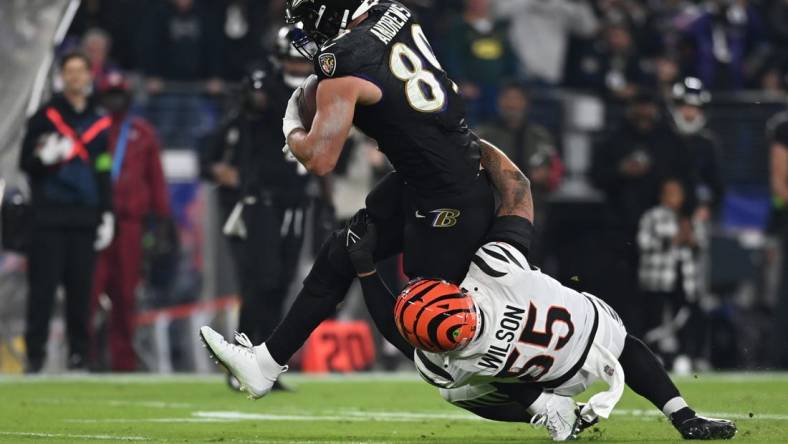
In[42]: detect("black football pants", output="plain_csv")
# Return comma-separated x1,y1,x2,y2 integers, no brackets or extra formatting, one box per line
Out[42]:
25,226,97,371
266,172,495,364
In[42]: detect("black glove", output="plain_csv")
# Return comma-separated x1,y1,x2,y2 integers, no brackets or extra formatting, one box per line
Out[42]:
346,209,377,275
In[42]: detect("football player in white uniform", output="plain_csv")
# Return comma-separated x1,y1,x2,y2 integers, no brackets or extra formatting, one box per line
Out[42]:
344,141,736,441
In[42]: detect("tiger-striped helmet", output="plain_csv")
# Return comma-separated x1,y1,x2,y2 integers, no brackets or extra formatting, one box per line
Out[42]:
394,279,478,353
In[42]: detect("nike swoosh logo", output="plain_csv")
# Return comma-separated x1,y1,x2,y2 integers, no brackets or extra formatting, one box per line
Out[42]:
415,211,426,219
346,229,361,246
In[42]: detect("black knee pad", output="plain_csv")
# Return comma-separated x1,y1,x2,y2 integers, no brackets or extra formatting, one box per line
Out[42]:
302,228,356,301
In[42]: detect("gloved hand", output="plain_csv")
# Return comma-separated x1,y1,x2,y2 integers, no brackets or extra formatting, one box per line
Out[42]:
37,134,72,165
282,86,305,140
345,209,377,276
94,212,115,251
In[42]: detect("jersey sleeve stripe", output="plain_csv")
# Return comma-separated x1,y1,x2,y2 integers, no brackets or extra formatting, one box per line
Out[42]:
481,246,510,264
472,254,507,278
489,244,525,270
415,350,454,387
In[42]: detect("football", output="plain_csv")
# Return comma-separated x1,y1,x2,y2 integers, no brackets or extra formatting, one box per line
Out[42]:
298,74,319,131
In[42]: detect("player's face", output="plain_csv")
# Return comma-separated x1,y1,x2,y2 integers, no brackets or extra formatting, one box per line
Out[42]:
62,58,92,96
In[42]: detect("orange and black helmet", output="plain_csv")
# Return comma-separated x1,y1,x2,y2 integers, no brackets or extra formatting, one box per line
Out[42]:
394,279,479,353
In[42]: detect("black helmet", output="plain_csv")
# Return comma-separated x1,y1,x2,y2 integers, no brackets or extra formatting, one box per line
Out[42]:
285,0,376,59
672,77,711,107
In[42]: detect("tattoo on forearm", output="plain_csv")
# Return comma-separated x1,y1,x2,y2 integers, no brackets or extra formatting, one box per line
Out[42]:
480,141,534,220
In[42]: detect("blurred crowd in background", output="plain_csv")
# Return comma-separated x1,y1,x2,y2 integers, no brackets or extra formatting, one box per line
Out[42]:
2,0,788,376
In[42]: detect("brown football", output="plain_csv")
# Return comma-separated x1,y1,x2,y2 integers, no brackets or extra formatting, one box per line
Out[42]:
298,74,319,131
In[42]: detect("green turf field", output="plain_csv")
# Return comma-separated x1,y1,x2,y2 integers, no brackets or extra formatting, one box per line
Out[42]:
0,373,786,443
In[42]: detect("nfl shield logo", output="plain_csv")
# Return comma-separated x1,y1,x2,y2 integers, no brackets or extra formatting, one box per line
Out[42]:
319,53,337,77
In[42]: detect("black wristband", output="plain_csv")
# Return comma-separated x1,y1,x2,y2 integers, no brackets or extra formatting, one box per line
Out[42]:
484,215,535,259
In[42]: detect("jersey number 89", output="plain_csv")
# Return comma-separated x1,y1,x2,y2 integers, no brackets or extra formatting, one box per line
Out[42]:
389,24,447,113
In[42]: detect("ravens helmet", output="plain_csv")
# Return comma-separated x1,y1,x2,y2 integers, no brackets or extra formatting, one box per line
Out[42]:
394,278,479,353
285,0,378,59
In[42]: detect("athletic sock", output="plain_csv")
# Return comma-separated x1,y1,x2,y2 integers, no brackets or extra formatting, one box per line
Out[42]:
253,343,287,378
359,273,414,359
265,287,340,365
619,334,683,411
662,396,691,418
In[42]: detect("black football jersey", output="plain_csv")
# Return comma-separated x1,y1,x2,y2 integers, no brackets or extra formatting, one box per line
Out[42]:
313,1,479,196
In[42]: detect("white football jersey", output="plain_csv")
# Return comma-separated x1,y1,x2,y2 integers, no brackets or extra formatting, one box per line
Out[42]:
415,241,613,389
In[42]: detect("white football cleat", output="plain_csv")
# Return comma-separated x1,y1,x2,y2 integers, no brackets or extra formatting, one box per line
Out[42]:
530,394,582,441
199,326,287,399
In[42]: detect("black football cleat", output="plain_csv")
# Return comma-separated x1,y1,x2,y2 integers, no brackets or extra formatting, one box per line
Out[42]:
673,415,737,440
575,403,600,434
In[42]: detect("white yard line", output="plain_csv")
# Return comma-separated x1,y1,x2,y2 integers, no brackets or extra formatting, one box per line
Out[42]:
32,399,193,409
0,431,148,441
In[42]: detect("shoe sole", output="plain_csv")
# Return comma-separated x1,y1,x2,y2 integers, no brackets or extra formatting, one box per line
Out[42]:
682,422,737,440
198,330,262,400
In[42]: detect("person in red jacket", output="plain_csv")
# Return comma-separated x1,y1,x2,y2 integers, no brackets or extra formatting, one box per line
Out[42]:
90,71,170,371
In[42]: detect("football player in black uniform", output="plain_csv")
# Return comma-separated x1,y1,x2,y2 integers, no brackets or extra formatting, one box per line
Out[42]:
200,0,527,398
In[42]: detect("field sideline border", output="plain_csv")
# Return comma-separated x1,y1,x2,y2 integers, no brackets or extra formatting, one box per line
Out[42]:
1,371,788,384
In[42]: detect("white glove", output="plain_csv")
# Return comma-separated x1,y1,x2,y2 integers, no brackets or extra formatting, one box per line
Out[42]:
282,86,305,140
37,134,73,165
94,212,115,251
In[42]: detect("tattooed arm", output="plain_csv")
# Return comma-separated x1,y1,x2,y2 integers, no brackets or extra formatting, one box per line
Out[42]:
479,138,534,222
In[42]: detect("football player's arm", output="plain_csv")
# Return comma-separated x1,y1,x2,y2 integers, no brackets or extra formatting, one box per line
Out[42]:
479,139,536,259
287,77,381,176
479,139,534,222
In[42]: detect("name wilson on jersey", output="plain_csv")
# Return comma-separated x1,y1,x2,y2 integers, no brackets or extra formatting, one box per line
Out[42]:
477,305,526,370
370,3,411,45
